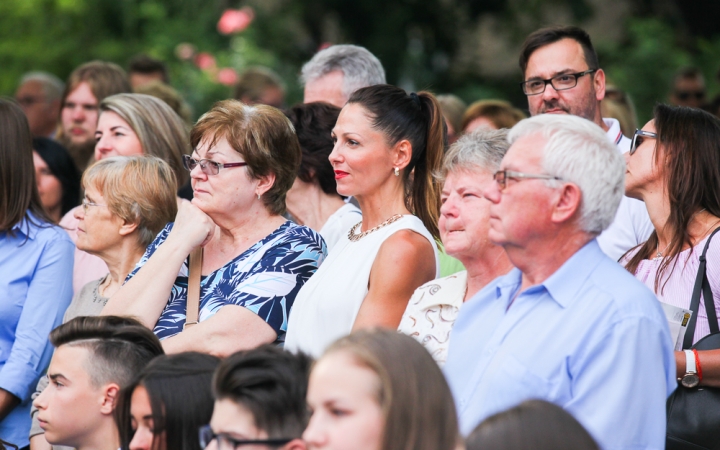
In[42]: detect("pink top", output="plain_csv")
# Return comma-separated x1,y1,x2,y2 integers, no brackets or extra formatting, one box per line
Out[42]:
60,206,109,294
630,234,720,345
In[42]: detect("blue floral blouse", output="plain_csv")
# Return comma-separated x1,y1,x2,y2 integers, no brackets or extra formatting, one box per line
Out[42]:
128,221,326,342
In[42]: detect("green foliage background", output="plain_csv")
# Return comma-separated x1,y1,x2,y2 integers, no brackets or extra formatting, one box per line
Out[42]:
2,0,719,124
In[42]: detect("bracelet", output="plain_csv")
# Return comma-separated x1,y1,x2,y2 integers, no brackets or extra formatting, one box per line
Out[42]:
693,348,703,383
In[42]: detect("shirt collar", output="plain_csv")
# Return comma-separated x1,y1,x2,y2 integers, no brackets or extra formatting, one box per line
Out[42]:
603,118,624,145
541,239,606,308
11,212,40,240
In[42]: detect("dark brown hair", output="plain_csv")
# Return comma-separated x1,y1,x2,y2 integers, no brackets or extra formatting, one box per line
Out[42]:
348,85,445,240
519,26,599,76
0,98,51,232
213,345,312,439
191,100,301,215
128,54,169,84
115,353,219,450
324,329,459,450
284,102,341,196
50,315,164,388
465,400,599,450
624,104,720,292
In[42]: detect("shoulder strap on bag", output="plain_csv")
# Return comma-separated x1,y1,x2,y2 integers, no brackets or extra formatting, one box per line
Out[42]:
682,227,720,349
184,247,203,330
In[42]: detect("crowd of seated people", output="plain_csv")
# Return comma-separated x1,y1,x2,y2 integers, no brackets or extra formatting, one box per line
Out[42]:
3,24,720,450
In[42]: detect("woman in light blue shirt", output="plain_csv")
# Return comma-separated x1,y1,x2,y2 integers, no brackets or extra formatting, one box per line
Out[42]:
0,99,74,448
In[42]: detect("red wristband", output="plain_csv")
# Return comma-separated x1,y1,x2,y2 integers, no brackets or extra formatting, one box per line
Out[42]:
693,348,703,383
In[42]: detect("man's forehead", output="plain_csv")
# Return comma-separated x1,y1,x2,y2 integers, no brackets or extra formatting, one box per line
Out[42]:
503,134,546,167
525,39,587,78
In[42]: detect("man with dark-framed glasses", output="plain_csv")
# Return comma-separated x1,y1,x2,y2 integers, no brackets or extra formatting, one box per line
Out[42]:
200,346,310,450
518,26,653,261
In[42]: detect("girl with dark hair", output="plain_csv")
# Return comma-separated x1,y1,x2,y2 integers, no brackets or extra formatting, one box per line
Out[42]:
286,85,444,357
32,137,81,223
284,102,361,252
0,99,74,447
304,328,459,450
115,352,219,450
624,104,720,386
465,400,599,450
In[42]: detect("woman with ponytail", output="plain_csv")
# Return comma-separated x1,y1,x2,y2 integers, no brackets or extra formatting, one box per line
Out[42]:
285,85,444,357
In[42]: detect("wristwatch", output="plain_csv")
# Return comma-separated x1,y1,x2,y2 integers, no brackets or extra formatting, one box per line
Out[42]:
680,349,700,388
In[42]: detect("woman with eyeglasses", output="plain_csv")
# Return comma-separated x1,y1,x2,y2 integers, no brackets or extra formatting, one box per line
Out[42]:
624,104,720,387
60,93,190,294
285,85,443,358
115,352,219,450
102,100,326,355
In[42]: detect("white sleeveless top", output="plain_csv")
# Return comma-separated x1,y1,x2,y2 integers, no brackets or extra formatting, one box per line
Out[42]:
285,215,439,357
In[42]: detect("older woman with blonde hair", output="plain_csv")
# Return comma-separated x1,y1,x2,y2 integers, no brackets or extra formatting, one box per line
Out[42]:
102,100,326,356
60,93,191,293
28,156,178,450
398,129,513,365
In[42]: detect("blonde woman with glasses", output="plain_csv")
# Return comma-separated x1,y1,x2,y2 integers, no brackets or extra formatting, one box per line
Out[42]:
60,93,190,293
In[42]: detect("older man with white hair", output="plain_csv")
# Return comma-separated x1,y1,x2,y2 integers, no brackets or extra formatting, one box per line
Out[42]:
444,114,676,450
301,44,385,108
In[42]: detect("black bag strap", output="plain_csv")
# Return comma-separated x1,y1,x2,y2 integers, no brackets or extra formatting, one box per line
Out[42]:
682,227,720,349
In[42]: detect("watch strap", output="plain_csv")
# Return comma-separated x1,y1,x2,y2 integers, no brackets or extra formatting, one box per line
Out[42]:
684,349,697,375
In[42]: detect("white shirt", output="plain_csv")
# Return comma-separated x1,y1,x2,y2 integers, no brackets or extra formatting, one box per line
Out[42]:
596,118,654,261
319,203,362,253
285,215,439,357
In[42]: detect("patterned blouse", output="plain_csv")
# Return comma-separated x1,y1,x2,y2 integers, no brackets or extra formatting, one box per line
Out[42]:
128,221,326,342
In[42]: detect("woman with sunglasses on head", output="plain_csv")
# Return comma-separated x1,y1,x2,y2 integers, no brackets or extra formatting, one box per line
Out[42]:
60,93,190,294
624,104,720,387
103,100,326,356
285,85,443,357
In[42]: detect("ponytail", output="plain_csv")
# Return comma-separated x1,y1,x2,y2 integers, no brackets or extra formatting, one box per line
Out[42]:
411,92,444,240
347,85,445,241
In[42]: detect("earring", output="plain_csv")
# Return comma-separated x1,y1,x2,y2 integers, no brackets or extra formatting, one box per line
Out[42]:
394,167,399,177
257,192,261,200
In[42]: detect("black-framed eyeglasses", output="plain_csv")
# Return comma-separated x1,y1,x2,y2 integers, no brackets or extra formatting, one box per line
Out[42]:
183,155,248,176
493,170,563,191
675,90,705,101
199,425,292,449
520,69,597,96
629,129,658,155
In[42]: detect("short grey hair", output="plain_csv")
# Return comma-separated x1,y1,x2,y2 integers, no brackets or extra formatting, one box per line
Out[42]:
300,45,386,101
441,128,509,181
508,114,625,235
20,71,65,101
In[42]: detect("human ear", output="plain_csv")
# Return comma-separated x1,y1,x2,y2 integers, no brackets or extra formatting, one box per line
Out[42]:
100,384,121,415
392,139,413,172
118,218,140,237
255,172,277,197
594,69,606,102
551,183,582,224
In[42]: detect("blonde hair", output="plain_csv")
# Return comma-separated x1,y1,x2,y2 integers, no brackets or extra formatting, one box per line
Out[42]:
83,156,178,247
191,100,301,216
323,329,459,450
100,93,190,186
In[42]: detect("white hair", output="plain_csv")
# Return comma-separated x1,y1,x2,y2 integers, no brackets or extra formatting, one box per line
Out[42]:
441,128,509,181
20,71,65,101
508,114,625,235
300,44,386,101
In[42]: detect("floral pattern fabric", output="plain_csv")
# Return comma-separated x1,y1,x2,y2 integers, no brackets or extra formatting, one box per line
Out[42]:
128,221,326,342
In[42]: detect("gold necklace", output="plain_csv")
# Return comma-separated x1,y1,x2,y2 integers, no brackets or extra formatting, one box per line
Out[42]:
348,214,404,242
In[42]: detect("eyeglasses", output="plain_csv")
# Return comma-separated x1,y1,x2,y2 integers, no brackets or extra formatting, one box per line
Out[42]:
199,425,292,449
183,155,248,176
629,129,658,155
521,69,597,96
675,91,705,101
81,199,106,213
493,170,563,190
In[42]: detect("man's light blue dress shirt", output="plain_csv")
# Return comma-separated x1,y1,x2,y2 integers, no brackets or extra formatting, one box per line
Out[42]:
444,239,676,450
0,214,73,447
